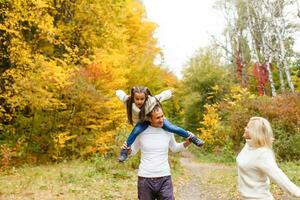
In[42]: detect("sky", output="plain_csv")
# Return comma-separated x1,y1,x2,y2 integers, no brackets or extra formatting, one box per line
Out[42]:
142,0,225,79
141,0,300,79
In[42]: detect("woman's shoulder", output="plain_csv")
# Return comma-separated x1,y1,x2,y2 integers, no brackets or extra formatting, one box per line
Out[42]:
256,146,274,159
256,146,272,153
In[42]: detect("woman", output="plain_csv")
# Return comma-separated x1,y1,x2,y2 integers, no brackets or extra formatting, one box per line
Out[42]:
236,117,300,200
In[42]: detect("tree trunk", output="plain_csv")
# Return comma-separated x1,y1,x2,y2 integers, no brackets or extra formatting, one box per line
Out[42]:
282,59,295,93
273,14,295,93
278,29,295,93
276,59,285,93
262,34,277,97
264,59,277,96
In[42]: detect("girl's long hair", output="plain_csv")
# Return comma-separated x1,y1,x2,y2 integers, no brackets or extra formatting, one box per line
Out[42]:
126,86,152,125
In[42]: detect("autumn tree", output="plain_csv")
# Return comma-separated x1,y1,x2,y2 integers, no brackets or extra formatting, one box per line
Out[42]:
180,47,233,132
216,0,300,95
0,0,176,165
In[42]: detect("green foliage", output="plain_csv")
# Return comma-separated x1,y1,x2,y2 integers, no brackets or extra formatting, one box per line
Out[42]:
186,79,299,162
290,58,300,92
191,144,236,163
180,47,233,131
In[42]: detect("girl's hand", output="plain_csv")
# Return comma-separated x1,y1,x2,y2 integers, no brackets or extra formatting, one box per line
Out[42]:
121,142,132,154
169,88,175,94
121,141,127,149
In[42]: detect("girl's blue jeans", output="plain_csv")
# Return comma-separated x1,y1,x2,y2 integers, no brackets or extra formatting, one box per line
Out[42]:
126,118,190,147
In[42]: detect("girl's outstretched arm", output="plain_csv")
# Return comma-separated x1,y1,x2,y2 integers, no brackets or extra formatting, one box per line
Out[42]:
116,89,129,103
154,89,172,102
144,89,172,115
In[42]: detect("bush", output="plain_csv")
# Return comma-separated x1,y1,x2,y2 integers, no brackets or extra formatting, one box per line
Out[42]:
221,93,300,161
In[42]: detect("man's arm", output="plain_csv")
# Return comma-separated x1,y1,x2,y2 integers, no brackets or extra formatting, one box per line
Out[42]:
129,135,141,156
169,133,190,152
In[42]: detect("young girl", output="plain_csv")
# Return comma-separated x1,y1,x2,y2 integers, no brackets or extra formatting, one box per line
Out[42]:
116,86,204,162
236,117,300,200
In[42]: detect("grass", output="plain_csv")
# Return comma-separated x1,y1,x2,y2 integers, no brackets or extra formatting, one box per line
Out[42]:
0,153,185,200
0,149,299,200
0,157,137,200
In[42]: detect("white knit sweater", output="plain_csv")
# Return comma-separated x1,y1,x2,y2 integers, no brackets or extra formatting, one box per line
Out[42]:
236,142,300,200
115,89,172,124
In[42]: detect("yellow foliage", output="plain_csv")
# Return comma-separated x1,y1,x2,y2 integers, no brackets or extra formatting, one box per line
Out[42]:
1,56,73,112
223,85,255,106
198,86,254,146
291,70,300,92
197,104,225,145
53,132,76,148
211,84,220,92
81,131,115,156
94,131,115,154
52,131,77,160
0,0,179,164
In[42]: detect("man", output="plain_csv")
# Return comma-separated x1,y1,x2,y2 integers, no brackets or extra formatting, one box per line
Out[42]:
129,104,191,200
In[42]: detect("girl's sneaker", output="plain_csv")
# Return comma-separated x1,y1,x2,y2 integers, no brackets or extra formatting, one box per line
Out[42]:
188,132,205,147
118,148,129,162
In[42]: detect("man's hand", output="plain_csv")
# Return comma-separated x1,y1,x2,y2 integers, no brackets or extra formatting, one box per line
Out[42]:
183,137,191,148
121,142,132,155
127,148,132,155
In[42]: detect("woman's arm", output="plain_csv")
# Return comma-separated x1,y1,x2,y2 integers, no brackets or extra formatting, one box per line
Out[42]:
258,150,300,197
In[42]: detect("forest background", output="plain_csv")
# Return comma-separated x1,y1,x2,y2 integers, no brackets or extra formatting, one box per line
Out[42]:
0,0,299,169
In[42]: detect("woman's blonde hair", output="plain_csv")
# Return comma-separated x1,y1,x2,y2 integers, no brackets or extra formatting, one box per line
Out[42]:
248,117,274,148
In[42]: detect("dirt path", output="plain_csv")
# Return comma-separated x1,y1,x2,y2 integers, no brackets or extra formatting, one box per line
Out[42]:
175,151,239,200
175,151,298,200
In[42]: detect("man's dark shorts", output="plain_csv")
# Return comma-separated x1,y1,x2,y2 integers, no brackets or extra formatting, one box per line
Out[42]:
138,175,174,200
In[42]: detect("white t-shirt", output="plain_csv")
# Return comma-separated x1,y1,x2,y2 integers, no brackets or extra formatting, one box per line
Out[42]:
130,126,186,178
236,142,300,200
